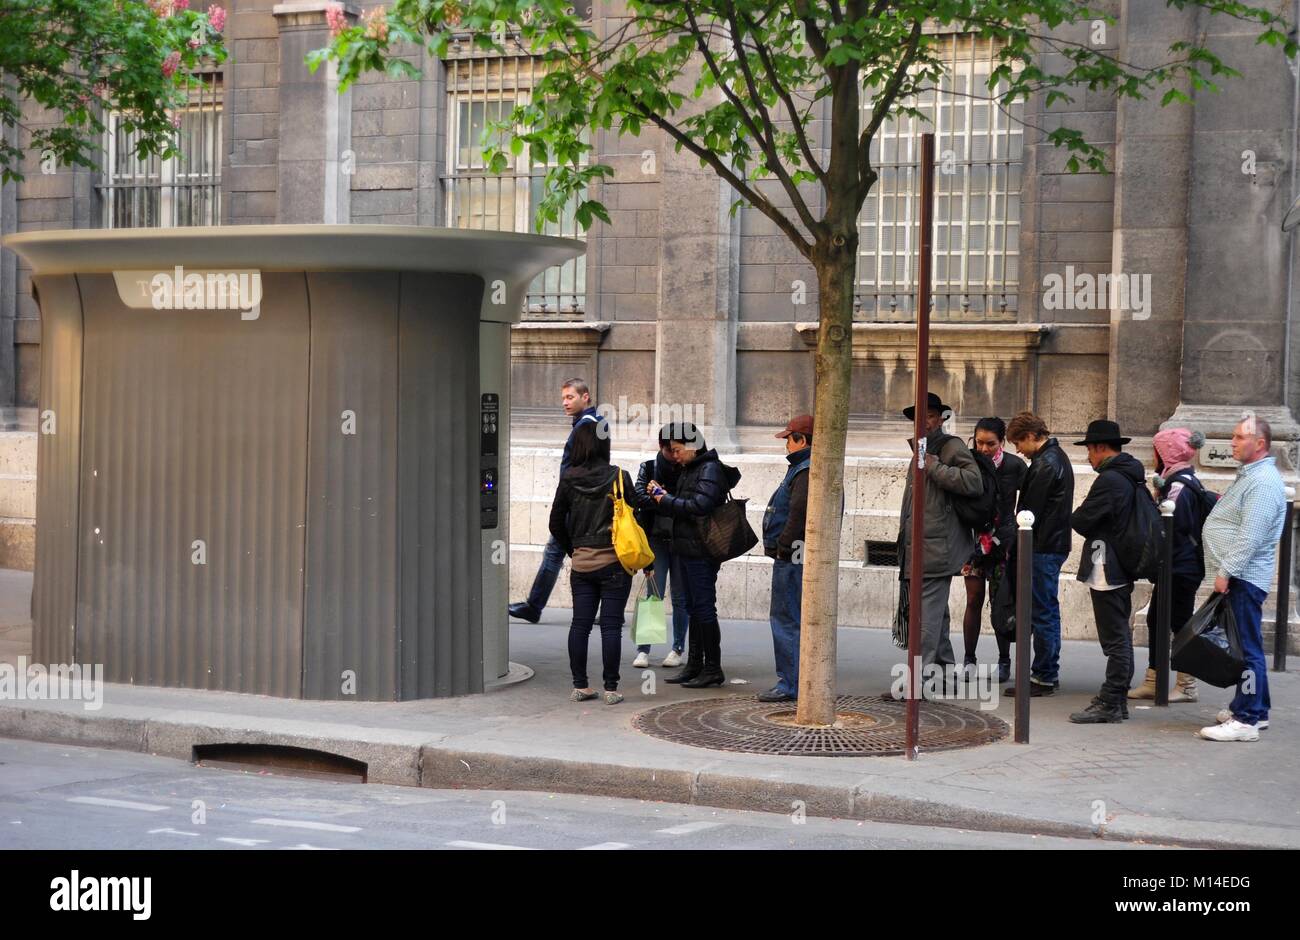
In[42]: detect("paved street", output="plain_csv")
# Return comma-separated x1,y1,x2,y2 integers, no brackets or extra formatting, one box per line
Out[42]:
0,739,1150,851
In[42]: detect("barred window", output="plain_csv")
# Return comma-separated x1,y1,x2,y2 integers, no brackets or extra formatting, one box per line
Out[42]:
856,35,1022,322
99,74,222,228
444,52,587,320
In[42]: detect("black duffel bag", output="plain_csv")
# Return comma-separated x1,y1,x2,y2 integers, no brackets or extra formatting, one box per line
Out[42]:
700,492,759,562
1171,592,1246,688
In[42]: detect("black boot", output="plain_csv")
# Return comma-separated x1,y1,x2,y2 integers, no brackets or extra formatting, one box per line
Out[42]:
1069,694,1124,724
664,623,703,684
682,619,725,688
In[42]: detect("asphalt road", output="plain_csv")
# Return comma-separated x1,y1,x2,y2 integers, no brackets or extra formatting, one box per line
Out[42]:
0,738,1154,850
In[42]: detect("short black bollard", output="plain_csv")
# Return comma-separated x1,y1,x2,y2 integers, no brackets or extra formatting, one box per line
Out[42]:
1154,499,1175,706
1273,488,1295,673
1014,510,1034,743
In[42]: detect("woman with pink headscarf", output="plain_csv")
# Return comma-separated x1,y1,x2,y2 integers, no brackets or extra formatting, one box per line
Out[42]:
1130,428,1214,702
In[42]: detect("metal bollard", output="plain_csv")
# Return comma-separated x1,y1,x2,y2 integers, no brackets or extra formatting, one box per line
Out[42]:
1274,486,1296,672
1014,510,1034,743
1155,499,1175,706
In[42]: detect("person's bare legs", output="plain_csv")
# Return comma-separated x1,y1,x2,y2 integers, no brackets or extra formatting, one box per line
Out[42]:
962,573,986,664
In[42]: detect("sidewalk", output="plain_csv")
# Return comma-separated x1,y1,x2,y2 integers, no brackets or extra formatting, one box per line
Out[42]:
1,569,1296,848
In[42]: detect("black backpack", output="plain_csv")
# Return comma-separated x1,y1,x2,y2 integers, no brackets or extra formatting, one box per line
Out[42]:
1167,470,1219,550
1115,475,1163,582
938,435,998,532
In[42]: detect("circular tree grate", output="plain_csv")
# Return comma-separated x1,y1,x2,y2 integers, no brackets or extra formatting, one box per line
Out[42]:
633,693,1008,757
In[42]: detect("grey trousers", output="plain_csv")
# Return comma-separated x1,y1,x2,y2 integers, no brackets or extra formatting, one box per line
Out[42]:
920,576,956,669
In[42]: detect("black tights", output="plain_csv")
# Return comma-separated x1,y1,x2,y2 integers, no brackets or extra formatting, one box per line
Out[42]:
962,575,1010,663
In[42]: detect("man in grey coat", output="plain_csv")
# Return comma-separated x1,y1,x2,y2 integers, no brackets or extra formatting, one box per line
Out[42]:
898,392,983,672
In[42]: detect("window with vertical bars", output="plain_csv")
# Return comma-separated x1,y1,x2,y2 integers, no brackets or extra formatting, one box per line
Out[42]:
856,36,1022,322
443,51,587,319
99,74,223,228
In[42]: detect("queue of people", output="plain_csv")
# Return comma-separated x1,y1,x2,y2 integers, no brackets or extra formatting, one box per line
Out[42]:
514,378,1288,740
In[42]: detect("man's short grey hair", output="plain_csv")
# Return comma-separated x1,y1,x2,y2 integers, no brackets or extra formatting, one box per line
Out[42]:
562,377,590,398
1238,414,1273,449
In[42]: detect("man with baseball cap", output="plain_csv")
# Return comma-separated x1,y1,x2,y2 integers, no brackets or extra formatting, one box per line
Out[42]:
758,415,814,702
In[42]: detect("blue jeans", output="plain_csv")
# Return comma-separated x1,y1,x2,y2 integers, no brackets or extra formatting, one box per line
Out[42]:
769,559,802,697
1227,578,1270,725
638,537,689,654
525,535,566,612
1030,552,1067,685
568,562,633,691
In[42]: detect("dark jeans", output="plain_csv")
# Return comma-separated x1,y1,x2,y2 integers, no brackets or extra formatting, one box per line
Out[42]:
677,554,722,622
1227,578,1270,725
638,537,689,654
1090,584,1134,703
525,535,567,612
1030,552,1067,685
1146,572,1200,670
769,559,802,696
568,562,633,691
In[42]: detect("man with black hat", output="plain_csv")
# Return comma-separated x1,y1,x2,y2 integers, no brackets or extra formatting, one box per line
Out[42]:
1068,419,1145,724
758,415,814,703
897,392,983,676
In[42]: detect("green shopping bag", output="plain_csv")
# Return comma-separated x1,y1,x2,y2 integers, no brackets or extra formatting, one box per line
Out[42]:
631,573,668,647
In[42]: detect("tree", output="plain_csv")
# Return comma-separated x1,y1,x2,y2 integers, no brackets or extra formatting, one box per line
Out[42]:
0,0,229,182
314,0,1294,726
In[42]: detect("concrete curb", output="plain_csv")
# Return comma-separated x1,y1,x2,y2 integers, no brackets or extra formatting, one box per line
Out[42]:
2,703,1295,850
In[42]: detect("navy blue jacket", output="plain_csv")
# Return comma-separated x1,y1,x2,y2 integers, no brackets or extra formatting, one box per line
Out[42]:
559,406,601,475
1158,467,1211,580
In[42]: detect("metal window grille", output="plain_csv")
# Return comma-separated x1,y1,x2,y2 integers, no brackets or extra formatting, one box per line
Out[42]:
443,52,586,319
99,74,223,228
856,36,1022,322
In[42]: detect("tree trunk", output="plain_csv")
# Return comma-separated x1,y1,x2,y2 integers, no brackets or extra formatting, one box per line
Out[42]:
794,248,856,726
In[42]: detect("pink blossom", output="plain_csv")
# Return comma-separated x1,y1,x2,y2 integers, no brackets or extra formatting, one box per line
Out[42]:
325,2,347,37
364,6,387,41
207,5,226,32
188,36,202,49
173,0,189,10
161,50,182,78
149,0,174,16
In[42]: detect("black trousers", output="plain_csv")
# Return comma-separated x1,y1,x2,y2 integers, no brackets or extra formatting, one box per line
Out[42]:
568,562,633,691
1145,573,1200,670
1091,584,1134,703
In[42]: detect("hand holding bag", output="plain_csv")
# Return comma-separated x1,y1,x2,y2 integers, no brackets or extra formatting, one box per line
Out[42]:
1171,591,1246,688
631,574,668,647
611,469,655,574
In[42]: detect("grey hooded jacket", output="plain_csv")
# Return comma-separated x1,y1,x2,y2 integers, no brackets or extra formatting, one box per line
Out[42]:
897,429,983,578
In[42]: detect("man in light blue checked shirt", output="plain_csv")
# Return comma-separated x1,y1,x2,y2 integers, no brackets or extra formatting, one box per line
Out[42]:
1198,415,1288,742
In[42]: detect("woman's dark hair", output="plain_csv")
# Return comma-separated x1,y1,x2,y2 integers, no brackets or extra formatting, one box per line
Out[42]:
566,418,610,469
662,421,707,452
974,416,1007,442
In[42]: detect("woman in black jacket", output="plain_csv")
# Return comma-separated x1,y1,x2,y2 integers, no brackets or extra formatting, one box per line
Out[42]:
649,422,741,688
548,419,640,705
961,417,1028,683
632,427,689,669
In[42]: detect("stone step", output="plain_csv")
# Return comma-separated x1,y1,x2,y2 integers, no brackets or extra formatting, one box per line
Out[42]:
0,432,37,477
0,475,35,520
0,518,34,572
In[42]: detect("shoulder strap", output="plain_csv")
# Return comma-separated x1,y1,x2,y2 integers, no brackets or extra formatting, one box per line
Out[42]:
610,466,623,501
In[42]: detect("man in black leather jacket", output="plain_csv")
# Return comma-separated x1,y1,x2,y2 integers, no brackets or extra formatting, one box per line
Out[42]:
1005,411,1075,697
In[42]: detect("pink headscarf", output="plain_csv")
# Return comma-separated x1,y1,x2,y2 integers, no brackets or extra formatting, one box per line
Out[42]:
1153,427,1197,477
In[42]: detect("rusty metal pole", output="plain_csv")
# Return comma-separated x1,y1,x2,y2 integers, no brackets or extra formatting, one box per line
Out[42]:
1014,510,1034,743
1154,499,1175,706
1273,487,1296,672
905,133,936,761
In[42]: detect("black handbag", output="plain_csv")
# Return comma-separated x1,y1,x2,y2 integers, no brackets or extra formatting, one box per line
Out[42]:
700,492,759,562
1171,592,1246,688
990,564,1017,642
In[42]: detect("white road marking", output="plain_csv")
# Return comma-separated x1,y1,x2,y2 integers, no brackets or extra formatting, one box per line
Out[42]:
216,837,270,846
281,844,337,850
656,821,724,836
445,840,537,850
68,797,168,812
250,818,361,833
579,842,630,850
148,827,199,837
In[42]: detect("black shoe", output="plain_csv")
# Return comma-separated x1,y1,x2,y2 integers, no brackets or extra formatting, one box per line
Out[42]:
1069,696,1124,724
757,687,795,703
508,602,541,623
1120,699,1129,720
664,633,703,684
681,668,726,689
1004,680,1056,697
997,659,1011,684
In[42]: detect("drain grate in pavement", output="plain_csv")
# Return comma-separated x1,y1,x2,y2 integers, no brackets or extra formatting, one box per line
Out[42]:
634,694,1008,757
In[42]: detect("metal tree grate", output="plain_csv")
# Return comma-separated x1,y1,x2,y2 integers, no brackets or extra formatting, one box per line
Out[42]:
634,694,1008,757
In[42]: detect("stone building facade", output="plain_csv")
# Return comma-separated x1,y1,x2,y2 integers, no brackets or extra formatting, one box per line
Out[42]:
1,1,1298,642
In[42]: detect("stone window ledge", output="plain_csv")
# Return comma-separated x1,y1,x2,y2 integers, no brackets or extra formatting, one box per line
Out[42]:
794,321,1049,357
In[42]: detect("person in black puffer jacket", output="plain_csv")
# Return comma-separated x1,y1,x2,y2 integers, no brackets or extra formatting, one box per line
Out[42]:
648,422,742,688
548,419,641,706
632,427,689,668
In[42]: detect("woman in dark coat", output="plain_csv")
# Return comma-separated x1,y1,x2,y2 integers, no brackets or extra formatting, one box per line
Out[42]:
961,417,1028,682
648,422,741,688
548,419,641,705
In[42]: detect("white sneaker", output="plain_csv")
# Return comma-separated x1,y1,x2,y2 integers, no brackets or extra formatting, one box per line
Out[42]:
1216,708,1268,729
632,652,650,668
662,650,683,668
1199,719,1260,742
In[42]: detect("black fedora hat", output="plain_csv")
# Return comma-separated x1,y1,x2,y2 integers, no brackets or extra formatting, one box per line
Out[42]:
903,391,952,421
1073,419,1131,446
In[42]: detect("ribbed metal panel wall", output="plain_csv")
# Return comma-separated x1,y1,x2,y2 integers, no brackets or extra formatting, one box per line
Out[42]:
32,276,84,667
302,272,400,700
398,272,484,698
73,273,310,696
